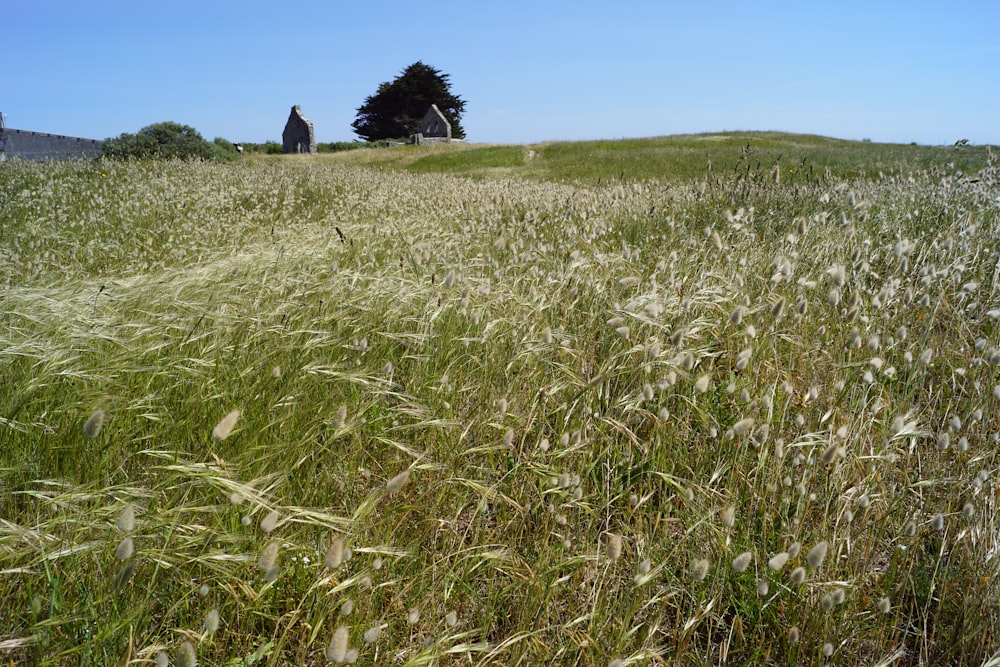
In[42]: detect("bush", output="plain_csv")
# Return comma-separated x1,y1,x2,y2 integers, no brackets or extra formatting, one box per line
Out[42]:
101,122,236,162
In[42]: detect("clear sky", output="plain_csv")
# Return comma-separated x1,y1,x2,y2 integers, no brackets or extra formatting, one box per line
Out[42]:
5,1,998,146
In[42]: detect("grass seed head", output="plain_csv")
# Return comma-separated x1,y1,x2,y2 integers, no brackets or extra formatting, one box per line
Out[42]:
203,608,220,634
176,641,197,667
768,552,790,571
732,418,754,437
116,505,135,534
806,541,828,568
605,533,623,562
326,626,349,663
260,510,280,534
732,551,753,573
326,538,345,569
84,409,105,438
692,558,710,581
212,409,240,441
386,469,411,493
258,541,279,570
789,566,807,585
115,536,134,561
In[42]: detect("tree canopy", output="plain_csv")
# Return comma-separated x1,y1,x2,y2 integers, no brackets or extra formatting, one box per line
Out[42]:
352,62,466,142
101,121,237,162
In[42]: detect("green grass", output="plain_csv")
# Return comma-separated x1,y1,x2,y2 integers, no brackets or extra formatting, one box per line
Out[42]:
323,131,996,184
1,137,1000,665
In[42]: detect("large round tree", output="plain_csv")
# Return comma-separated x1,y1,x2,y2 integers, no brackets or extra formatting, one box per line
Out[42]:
352,62,466,141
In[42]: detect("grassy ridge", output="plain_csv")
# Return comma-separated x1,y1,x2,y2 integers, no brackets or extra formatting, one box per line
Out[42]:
1,138,1000,665
322,131,995,184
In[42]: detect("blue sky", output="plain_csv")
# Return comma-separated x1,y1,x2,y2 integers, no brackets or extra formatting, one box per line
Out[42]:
5,1,999,145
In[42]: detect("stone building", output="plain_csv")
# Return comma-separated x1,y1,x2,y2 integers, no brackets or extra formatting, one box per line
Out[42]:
282,105,316,154
411,104,452,145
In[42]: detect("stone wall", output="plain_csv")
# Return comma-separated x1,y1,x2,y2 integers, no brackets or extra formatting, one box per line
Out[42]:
0,127,103,161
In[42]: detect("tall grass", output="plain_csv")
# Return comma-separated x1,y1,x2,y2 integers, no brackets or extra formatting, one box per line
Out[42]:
1,142,999,665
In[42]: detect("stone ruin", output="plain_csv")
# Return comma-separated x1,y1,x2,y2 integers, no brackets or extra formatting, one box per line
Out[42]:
411,104,452,145
282,105,316,154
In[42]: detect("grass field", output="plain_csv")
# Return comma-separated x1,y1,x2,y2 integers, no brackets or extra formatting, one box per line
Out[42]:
1,133,1000,666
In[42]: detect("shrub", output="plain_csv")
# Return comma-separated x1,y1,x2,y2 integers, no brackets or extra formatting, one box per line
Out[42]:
101,122,236,162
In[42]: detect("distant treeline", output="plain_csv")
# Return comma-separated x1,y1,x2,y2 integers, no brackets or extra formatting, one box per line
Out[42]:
240,139,408,155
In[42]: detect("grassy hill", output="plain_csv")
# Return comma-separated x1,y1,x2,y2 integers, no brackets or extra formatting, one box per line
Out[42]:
319,131,995,184
1,135,999,665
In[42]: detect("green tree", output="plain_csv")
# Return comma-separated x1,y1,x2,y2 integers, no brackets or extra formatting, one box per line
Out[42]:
101,122,235,162
352,61,466,142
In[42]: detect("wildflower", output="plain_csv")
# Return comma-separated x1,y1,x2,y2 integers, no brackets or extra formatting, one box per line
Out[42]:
260,511,280,534
212,409,240,441
203,608,220,634
84,409,105,438
692,558,710,581
806,541,828,568
115,537,134,561
386,469,410,493
116,505,135,534
731,551,753,573
326,626,349,663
